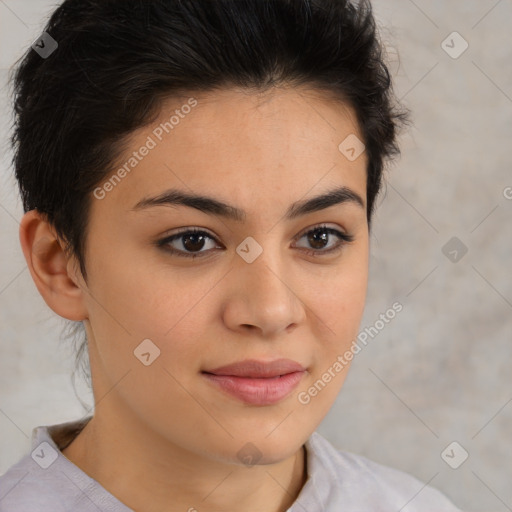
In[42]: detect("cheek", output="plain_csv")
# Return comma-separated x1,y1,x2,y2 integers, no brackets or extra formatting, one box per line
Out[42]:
86,241,209,335
308,252,368,340
83,252,225,390
293,263,367,427
332,274,368,339
82,256,213,429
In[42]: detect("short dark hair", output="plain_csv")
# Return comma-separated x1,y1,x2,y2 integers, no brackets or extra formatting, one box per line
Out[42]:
10,0,409,280
9,0,409,391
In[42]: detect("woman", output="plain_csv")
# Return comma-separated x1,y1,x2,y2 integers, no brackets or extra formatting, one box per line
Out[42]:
0,0,462,510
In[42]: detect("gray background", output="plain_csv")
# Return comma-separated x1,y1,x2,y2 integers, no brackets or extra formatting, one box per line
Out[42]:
1,1,511,510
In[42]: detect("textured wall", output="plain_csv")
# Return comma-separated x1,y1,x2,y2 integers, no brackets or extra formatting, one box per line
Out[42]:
1,1,511,510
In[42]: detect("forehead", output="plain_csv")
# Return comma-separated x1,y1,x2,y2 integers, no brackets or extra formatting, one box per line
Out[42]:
97,85,367,214
155,85,364,151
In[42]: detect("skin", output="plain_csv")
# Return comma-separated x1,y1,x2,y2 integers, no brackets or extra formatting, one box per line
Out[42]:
19,85,369,512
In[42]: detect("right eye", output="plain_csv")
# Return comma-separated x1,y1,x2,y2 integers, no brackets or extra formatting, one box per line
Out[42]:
157,228,222,259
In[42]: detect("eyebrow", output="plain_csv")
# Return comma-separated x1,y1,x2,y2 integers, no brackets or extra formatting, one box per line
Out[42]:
131,185,365,222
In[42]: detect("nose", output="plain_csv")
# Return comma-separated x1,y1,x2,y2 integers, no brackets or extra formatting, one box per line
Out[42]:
221,246,307,338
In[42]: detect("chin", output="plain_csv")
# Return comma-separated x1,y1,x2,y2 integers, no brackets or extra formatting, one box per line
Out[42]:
208,433,305,468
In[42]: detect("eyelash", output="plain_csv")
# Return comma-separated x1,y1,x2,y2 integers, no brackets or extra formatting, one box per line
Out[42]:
156,224,355,259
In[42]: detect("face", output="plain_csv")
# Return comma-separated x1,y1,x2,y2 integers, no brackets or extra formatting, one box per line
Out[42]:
79,86,369,465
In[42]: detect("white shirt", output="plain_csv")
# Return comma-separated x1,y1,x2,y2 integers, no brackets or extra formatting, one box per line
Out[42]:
0,417,462,511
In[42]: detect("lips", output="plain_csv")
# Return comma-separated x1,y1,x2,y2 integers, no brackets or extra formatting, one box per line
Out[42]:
203,358,306,378
202,358,307,405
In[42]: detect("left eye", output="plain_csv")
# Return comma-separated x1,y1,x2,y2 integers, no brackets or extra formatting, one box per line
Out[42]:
294,225,354,256
157,225,354,259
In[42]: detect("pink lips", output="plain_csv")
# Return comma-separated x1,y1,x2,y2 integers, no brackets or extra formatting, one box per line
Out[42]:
202,358,307,405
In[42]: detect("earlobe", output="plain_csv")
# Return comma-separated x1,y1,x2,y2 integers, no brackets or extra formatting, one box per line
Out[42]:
19,209,88,321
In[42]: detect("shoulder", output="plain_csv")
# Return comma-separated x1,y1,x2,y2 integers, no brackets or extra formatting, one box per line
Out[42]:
0,453,68,512
0,418,130,512
303,432,462,511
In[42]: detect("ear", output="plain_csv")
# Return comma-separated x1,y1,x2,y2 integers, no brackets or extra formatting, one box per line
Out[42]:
19,209,88,321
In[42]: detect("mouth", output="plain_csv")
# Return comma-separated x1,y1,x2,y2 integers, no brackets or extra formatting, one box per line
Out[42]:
201,358,307,405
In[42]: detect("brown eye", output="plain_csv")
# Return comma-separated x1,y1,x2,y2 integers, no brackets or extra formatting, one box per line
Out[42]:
294,225,354,256
158,229,220,258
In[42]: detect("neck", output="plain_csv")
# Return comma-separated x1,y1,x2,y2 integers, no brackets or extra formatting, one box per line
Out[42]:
61,408,308,512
